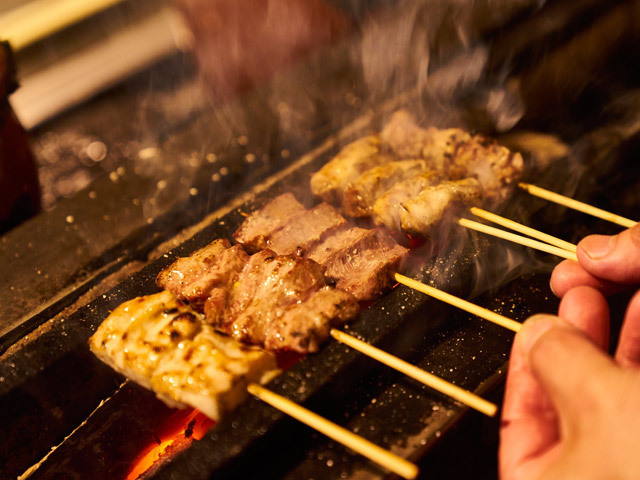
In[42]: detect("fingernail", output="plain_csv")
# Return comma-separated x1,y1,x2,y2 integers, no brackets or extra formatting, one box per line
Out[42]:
580,234,616,259
517,314,562,355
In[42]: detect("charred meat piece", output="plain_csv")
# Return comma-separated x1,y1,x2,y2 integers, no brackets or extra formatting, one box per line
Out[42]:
268,202,347,256
372,170,441,232
234,193,307,252
401,178,482,236
448,136,524,202
380,110,470,167
310,135,393,204
89,291,279,421
156,239,249,312
310,227,408,301
342,159,430,217
208,249,359,353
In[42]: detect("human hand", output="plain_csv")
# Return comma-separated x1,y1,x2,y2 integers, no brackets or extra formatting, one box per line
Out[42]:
550,223,640,297
499,285,640,480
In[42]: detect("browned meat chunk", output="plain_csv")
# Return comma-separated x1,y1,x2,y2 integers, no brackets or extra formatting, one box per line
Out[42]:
371,170,441,232
400,178,482,236
206,249,359,353
156,239,249,311
448,136,524,202
310,135,393,204
309,227,408,301
233,193,306,252
380,110,470,168
342,159,430,217
267,202,347,256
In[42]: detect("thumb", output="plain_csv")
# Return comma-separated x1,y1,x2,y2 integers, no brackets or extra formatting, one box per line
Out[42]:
517,314,618,435
577,223,640,284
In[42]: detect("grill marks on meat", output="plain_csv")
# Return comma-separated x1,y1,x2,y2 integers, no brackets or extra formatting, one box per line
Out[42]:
210,249,358,353
312,228,408,301
401,178,482,236
233,193,307,252
156,238,248,311
310,135,393,204
311,109,523,236
238,194,409,301
448,136,524,202
158,241,360,354
343,159,430,217
89,291,279,420
267,202,347,256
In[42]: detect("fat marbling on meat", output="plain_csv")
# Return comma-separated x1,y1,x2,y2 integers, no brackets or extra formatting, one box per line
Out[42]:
208,249,359,353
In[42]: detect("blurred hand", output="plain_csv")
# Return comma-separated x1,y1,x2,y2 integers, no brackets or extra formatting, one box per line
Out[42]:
550,223,640,297
174,0,351,101
500,286,640,480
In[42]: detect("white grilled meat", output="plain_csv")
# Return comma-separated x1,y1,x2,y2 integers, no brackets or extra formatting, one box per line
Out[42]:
89,290,279,421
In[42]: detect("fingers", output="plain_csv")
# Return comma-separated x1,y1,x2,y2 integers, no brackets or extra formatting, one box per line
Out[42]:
576,224,640,285
500,321,558,480
550,260,617,298
520,315,618,436
616,291,640,368
558,286,610,350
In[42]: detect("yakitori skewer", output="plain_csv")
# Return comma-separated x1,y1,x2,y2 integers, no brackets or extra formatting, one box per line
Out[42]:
519,182,638,228
458,218,578,262
330,329,497,417
469,207,577,253
394,273,522,333
247,383,419,480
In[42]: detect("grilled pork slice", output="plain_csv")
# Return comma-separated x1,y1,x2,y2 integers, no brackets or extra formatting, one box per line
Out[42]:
342,159,430,217
267,202,347,256
380,110,471,167
400,178,482,236
207,249,359,353
310,227,408,301
372,170,441,232
448,136,524,202
156,239,248,311
233,193,307,252
310,135,393,204
89,291,279,421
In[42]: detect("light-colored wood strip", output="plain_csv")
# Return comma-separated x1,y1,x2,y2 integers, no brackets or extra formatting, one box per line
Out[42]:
519,183,638,229
393,273,522,333
247,383,419,479
0,0,129,50
458,218,578,262
470,207,577,253
330,329,498,417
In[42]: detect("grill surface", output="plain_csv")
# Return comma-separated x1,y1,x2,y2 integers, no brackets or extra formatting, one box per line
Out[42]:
2,0,640,478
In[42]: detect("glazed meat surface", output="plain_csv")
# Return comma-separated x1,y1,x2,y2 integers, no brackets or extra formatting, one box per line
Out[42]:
233,193,307,252
314,227,409,301
89,290,279,420
310,135,393,204
156,239,248,311
401,178,482,235
448,136,524,202
267,202,347,256
342,159,430,217
208,249,359,353
371,170,441,232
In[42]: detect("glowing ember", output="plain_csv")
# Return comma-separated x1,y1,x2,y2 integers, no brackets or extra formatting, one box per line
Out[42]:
125,409,214,480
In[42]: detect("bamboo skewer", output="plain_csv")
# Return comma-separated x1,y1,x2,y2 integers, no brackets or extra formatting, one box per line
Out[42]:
330,329,498,417
469,207,577,253
247,383,419,479
519,183,638,229
394,273,522,333
458,218,578,261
